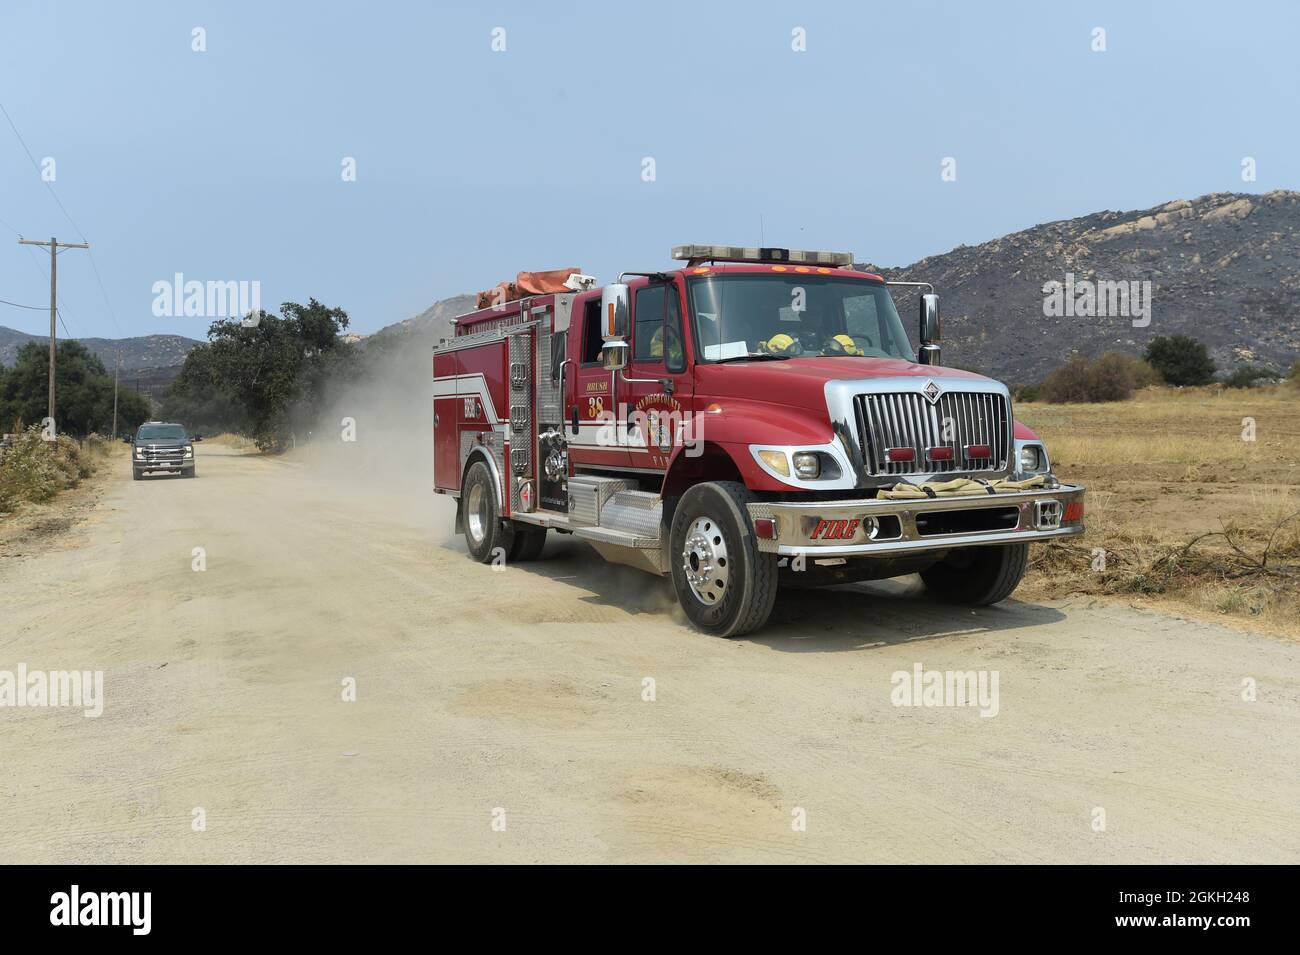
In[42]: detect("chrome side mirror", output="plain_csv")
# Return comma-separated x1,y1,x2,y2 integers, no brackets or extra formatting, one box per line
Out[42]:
602,339,629,372
919,293,941,365
600,283,631,371
600,283,630,340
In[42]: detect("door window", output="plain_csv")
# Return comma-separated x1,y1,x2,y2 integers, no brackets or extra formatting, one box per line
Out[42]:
634,284,685,372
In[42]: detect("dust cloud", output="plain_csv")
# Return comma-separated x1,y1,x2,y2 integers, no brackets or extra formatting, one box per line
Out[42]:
294,335,454,540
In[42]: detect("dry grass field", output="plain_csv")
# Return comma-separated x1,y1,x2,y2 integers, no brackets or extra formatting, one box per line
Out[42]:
1017,383,1300,637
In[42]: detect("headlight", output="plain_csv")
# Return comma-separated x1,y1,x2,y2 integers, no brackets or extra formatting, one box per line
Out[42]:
184,446,194,457
1018,445,1043,472
135,449,144,459
792,451,821,479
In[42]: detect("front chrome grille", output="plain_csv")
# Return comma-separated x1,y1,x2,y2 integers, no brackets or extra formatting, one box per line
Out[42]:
854,390,1011,476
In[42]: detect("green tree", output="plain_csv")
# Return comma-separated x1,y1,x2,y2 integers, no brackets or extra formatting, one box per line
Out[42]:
1143,335,1216,386
160,344,248,434
177,298,354,449
0,339,150,436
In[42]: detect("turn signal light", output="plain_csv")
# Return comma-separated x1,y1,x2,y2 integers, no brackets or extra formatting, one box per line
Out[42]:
757,450,790,476
754,518,776,539
1063,501,1084,523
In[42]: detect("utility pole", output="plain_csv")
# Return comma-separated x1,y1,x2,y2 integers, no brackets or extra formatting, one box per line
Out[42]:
111,348,120,437
17,237,90,434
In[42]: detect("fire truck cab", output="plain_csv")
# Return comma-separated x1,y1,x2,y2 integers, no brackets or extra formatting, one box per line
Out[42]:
433,245,1084,637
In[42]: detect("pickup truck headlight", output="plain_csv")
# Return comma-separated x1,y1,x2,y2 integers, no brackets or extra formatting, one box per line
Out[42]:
134,448,144,459
184,445,194,458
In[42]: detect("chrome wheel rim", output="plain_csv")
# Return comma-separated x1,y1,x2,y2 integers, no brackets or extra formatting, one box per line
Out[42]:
682,515,729,605
466,482,488,545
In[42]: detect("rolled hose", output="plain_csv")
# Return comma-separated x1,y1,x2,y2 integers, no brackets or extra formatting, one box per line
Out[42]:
875,474,1050,500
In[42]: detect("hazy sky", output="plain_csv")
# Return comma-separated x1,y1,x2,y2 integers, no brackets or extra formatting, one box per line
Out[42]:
1,0,1296,340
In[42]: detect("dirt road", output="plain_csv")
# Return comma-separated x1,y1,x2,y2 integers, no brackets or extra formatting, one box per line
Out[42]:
2,442,1297,863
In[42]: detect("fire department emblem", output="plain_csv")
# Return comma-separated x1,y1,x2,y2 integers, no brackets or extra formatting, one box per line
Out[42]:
634,393,683,455
647,416,673,453
922,379,941,404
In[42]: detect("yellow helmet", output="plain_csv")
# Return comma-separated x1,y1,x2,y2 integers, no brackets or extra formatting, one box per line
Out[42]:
759,333,802,356
825,334,864,356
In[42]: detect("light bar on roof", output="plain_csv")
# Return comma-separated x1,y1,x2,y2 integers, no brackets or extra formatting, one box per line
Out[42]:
672,245,854,268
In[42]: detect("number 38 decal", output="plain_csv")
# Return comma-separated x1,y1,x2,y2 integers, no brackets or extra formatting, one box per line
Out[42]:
587,396,604,417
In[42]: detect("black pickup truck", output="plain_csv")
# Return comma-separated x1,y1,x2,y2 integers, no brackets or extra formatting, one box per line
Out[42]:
131,422,199,480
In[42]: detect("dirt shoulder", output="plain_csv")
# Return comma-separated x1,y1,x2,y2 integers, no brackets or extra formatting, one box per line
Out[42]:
0,442,127,562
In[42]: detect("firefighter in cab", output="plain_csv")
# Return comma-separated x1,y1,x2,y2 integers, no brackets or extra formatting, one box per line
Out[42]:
648,324,684,366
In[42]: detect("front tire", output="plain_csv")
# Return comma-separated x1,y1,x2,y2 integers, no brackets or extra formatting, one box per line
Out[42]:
920,543,1028,606
461,460,514,562
669,482,778,638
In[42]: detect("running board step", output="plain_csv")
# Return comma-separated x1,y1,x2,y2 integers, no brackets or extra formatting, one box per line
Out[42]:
572,525,666,575
601,490,663,539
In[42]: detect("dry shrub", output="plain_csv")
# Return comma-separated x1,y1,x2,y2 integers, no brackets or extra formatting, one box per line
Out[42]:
0,427,98,513
1028,505,1300,632
1039,352,1158,403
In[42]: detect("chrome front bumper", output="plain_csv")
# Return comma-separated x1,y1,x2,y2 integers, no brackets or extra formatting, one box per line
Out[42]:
747,483,1084,558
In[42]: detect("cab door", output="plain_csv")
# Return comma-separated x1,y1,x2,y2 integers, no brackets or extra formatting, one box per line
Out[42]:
618,278,694,473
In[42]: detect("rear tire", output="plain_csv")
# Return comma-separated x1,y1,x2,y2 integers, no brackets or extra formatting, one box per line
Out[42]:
669,481,778,638
509,524,547,561
920,543,1028,606
461,460,514,562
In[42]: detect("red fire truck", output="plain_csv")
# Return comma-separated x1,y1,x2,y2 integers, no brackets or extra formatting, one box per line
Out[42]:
433,245,1084,637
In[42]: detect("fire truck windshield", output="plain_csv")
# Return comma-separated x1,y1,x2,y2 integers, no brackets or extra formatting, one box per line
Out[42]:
686,273,916,364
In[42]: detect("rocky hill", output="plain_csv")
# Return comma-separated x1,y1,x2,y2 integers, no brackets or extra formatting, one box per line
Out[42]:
361,294,478,350
0,326,200,372
861,190,1300,383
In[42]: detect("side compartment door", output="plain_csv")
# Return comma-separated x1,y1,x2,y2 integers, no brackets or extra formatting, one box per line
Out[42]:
456,339,511,511
537,299,570,512
433,348,461,490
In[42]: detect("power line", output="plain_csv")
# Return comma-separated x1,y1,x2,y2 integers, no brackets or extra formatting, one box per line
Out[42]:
19,243,79,335
19,237,90,429
0,99,125,339
0,101,85,242
3,206,79,330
